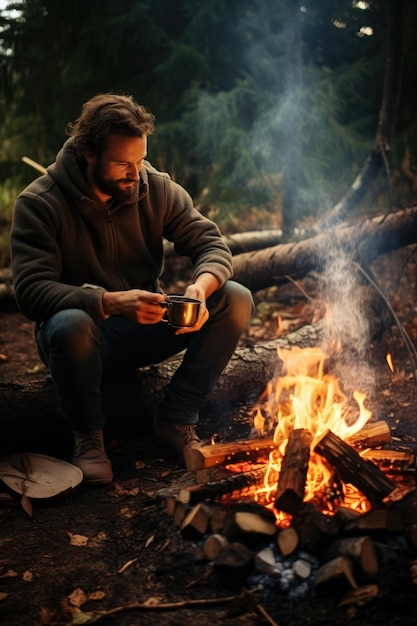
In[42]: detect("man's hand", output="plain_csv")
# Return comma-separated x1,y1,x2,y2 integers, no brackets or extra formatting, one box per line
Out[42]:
174,272,220,335
102,289,166,323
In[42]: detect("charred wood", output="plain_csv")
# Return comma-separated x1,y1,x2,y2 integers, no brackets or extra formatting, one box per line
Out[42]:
314,429,397,504
275,428,312,515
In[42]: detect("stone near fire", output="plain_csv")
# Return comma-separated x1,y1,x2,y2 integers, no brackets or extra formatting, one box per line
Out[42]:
255,546,282,578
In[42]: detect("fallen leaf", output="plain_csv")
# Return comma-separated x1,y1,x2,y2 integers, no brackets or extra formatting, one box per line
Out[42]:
135,460,145,470
23,570,33,582
145,534,155,548
88,590,106,601
0,592,9,601
20,494,33,518
68,588,88,608
0,352,9,362
67,532,89,547
0,569,18,579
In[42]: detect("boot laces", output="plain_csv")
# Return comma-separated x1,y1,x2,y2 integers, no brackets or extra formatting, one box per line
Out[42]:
73,431,103,456
175,424,200,446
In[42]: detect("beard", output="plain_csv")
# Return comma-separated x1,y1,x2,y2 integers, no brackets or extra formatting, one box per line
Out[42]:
91,163,139,203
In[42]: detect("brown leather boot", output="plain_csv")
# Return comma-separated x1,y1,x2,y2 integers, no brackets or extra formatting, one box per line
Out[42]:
72,429,113,485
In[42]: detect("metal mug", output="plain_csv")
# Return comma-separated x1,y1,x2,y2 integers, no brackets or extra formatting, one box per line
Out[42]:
161,295,201,328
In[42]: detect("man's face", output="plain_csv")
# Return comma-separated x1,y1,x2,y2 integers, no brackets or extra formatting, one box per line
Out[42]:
85,133,148,203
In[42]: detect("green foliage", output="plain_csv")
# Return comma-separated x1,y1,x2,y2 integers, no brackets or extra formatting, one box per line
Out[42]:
0,0,415,239
0,178,22,266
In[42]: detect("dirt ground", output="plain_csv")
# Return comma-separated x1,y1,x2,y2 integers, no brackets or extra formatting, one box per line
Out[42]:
2,250,417,626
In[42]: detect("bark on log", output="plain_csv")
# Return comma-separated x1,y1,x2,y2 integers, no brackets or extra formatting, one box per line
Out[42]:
178,468,267,505
184,420,392,472
314,429,396,504
232,206,417,292
275,428,312,515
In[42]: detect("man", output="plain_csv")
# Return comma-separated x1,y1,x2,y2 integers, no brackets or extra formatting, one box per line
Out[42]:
10,93,254,486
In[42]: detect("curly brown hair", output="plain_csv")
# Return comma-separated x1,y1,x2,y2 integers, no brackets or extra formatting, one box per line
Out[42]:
66,93,156,157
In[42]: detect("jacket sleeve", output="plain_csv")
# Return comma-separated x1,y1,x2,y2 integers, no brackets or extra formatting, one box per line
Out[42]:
160,178,233,288
11,190,108,323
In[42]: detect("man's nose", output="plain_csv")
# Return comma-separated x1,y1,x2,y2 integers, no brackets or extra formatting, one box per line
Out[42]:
126,163,140,180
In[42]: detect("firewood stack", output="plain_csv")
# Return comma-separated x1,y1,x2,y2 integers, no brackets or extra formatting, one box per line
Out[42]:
161,420,417,604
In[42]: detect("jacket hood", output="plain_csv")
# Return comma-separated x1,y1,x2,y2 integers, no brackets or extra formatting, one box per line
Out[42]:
46,137,158,211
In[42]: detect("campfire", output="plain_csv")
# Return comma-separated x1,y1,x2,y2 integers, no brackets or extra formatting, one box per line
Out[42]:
164,341,417,605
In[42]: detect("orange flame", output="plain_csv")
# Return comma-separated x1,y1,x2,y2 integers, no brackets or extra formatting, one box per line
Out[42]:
253,346,372,513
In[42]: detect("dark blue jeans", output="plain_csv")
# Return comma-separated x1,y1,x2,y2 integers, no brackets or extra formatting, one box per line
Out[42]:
36,281,253,431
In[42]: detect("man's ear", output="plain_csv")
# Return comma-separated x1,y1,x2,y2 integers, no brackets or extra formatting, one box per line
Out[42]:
84,149,96,164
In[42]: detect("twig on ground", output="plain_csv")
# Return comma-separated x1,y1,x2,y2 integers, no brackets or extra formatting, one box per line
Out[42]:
66,587,263,624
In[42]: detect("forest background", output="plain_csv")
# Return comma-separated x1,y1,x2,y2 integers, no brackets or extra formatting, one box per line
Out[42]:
0,0,417,275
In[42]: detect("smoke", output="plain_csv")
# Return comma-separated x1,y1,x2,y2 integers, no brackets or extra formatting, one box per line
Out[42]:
318,243,376,403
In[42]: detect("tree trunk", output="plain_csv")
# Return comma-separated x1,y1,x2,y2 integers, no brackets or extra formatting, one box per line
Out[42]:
314,0,404,231
232,205,417,292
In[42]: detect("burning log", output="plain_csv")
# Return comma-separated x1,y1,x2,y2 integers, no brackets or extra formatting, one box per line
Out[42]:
360,448,416,474
183,421,392,472
275,428,312,515
183,437,276,472
345,421,391,448
177,467,266,505
314,429,397,504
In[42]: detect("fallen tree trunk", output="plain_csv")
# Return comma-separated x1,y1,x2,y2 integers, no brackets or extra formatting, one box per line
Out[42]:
232,205,417,292
0,322,323,456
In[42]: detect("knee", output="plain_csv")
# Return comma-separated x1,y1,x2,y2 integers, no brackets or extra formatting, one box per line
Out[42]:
45,309,99,358
217,281,254,328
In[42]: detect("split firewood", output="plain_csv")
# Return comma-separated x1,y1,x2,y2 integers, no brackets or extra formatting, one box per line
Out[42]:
314,556,358,592
173,501,187,529
334,506,362,529
314,429,397,503
203,534,229,561
183,438,277,472
275,428,312,514
209,505,229,534
177,468,266,505
345,421,391,448
322,535,379,577
180,502,212,539
223,503,277,546
213,541,255,587
276,526,299,557
346,507,405,533
292,502,339,553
